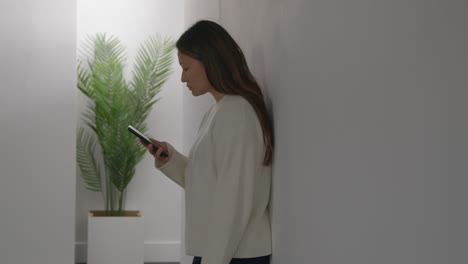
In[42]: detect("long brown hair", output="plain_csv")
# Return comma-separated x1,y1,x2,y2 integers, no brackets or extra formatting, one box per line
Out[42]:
176,20,274,165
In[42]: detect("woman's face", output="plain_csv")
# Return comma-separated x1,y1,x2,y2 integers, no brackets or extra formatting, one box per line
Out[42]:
178,51,214,96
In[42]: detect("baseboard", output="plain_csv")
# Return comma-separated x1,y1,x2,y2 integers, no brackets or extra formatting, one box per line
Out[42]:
75,240,181,263
144,241,181,262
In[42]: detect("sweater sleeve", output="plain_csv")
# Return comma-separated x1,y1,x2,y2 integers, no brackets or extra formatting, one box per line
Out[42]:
156,104,215,189
156,143,187,188
202,103,264,264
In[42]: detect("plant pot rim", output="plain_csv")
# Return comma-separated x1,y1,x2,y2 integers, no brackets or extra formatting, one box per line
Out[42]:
88,210,142,217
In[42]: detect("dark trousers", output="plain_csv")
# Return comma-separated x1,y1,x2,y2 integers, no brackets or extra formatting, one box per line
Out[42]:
192,255,271,264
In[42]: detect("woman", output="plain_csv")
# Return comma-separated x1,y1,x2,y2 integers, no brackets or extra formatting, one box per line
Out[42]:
140,20,274,264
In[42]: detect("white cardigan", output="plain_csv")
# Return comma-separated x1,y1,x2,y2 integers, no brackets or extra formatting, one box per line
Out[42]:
157,95,272,264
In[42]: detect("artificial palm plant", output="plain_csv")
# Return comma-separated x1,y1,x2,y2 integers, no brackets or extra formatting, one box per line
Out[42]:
76,33,174,216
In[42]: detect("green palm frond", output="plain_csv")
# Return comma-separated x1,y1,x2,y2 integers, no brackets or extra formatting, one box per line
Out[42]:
129,34,175,129
76,32,174,215
76,127,102,192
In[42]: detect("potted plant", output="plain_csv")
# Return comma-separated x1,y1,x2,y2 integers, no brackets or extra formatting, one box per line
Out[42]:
76,33,174,264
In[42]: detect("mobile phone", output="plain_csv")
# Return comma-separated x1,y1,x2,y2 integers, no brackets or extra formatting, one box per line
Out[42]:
127,125,169,157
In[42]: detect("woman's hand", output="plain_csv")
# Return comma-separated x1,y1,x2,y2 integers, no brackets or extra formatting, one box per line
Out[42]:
138,138,173,166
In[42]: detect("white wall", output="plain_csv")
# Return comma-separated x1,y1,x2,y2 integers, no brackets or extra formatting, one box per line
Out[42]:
185,0,468,263
0,0,77,263
75,0,184,262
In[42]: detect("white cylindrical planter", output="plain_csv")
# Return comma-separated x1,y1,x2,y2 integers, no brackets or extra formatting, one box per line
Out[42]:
87,210,144,264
